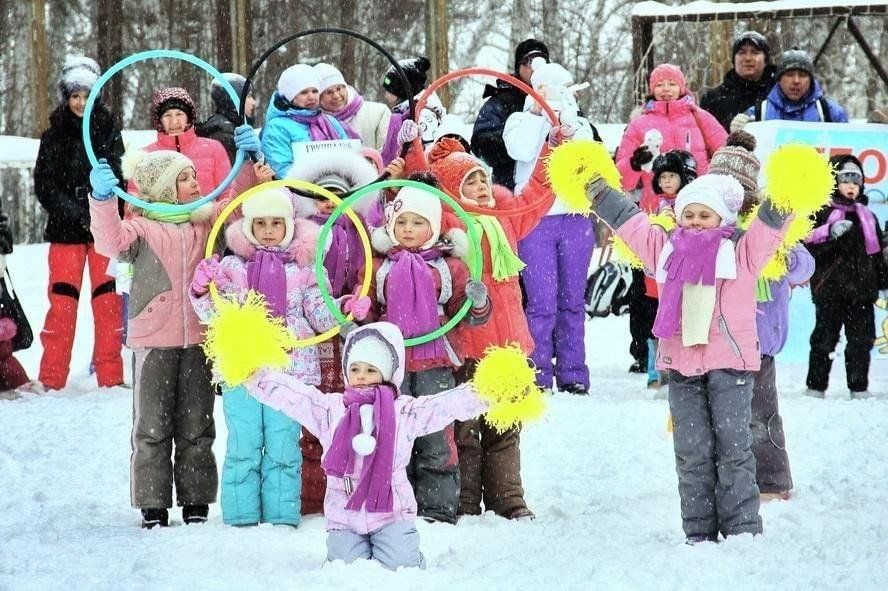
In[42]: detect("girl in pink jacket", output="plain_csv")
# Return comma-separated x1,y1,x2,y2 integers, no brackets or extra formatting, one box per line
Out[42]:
246,322,489,570
617,64,727,208
587,173,792,544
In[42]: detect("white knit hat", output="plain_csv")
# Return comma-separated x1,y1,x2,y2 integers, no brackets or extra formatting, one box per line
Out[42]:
241,188,296,248
314,63,347,92
123,149,195,204
346,334,395,383
674,174,745,227
277,64,322,102
383,186,442,250
530,57,573,89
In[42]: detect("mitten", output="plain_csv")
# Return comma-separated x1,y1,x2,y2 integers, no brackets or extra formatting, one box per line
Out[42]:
191,255,223,295
730,113,751,133
547,124,576,147
629,146,653,171
342,286,371,321
0,317,17,341
829,219,853,240
397,119,420,145
339,320,358,340
89,159,119,200
465,279,489,308
234,124,262,154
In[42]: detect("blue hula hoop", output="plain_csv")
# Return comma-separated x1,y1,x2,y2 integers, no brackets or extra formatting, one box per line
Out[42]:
82,49,245,213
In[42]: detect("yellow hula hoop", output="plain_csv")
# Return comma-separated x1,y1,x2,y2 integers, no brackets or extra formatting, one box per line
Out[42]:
204,178,373,348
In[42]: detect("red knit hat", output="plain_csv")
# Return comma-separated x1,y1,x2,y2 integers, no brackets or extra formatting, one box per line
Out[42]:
428,137,485,202
648,64,687,97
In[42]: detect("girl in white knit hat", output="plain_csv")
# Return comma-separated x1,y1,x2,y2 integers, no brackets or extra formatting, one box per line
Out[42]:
189,187,370,527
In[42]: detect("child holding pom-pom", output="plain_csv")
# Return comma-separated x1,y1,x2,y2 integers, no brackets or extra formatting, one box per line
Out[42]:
189,188,369,527
245,322,492,570
804,154,888,399
586,169,797,543
428,136,554,520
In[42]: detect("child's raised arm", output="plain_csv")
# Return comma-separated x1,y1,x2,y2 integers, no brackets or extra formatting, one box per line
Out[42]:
400,383,489,440
245,369,342,438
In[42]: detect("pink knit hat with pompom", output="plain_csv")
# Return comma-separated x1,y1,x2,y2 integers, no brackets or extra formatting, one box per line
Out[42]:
649,64,687,97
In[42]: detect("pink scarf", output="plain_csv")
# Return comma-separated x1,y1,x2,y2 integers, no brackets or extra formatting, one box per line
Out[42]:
385,248,447,361
329,92,363,141
287,109,345,141
323,385,397,513
807,202,880,255
246,248,288,318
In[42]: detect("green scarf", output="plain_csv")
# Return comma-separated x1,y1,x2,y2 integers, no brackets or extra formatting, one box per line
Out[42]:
469,214,525,281
755,277,773,303
144,208,192,224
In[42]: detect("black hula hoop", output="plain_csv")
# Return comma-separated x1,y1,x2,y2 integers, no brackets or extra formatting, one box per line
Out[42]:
241,27,415,186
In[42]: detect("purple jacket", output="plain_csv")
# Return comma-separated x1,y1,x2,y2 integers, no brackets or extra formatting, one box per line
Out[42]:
246,323,488,534
756,245,815,357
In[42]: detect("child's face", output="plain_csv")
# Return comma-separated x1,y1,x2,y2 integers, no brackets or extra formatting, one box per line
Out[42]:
383,91,401,108
680,203,722,230
348,361,383,387
251,216,287,246
175,167,201,203
657,171,682,196
461,170,492,206
837,181,861,200
393,212,432,249
653,79,681,101
316,195,339,215
161,108,189,136
291,87,320,109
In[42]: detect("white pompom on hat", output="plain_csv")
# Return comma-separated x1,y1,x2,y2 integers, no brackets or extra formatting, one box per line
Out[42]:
277,64,322,103
314,63,347,93
346,334,395,383
241,188,296,248
529,57,573,90
674,174,745,227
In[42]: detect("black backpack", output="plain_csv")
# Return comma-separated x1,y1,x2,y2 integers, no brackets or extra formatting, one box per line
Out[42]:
585,261,632,319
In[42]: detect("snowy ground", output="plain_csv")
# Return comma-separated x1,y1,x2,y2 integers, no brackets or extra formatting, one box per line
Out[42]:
2,243,887,591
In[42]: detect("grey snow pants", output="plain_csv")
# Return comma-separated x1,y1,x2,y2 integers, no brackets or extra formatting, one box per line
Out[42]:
131,346,218,509
668,369,762,538
327,521,426,570
751,355,793,494
401,367,460,524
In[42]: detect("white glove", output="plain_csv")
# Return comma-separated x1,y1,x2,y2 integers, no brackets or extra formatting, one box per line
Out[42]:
829,219,853,240
730,113,751,133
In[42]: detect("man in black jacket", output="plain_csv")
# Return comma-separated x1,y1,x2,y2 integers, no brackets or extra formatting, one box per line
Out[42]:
197,73,255,165
471,39,549,190
701,31,777,132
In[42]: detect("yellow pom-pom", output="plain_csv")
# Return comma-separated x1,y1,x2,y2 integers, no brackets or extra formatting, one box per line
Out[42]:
546,140,622,216
202,290,299,387
649,211,676,232
763,144,834,216
760,214,815,281
472,344,546,433
611,235,643,269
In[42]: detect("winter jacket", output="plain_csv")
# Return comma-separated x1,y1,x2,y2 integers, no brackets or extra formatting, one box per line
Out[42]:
700,65,778,131
806,196,888,304
260,94,349,178
744,79,848,123
246,323,488,535
197,112,238,165
34,103,124,244
593,186,790,376
449,168,555,359
332,88,391,150
89,197,213,349
471,82,528,190
756,245,815,356
135,127,232,198
504,110,600,215
616,95,727,207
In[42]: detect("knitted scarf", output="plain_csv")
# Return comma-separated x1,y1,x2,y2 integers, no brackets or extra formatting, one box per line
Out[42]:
246,248,288,318
469,215,525,280
653,225,735,340
385,248,447,361
287,109,344,141
322,385,397,513
310,213,364,297
814,202,880,255
144,209,192,224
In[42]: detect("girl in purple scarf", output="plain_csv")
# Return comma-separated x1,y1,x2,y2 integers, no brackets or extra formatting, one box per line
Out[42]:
367,183,490,524
244,322,490,570
189,188,368,528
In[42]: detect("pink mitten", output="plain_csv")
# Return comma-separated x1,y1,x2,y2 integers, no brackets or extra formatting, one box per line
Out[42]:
191,255,223,295
397,119,420,145
0,317,17,341
343,286,371,321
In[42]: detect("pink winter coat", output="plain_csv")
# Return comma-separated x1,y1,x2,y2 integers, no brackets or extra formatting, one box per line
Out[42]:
246,323,487,534
90,197,212,349
129,127,231,198
616,96,727,207
617,212,789,376
190,218,341,386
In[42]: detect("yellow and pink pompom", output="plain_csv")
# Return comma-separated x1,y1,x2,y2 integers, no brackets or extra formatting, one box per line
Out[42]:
472,344,547,433
546,140,622,215
762,144,834,216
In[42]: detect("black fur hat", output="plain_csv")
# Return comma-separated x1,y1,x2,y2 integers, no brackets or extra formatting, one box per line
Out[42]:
383,57,431,102
652,150,697,195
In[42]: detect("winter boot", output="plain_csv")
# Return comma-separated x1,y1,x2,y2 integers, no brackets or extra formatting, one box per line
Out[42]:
183,504,209,524
628,359,647,374
685,533,718,545
141,508,169,529
803,388,825,399
560,383,588,395
850,390,873,400
505,507,535,521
